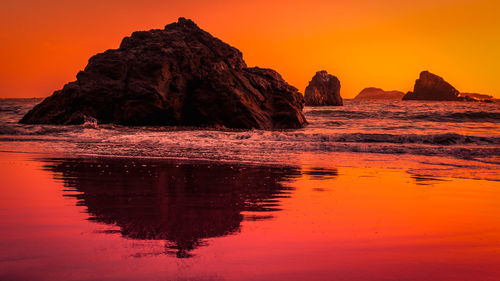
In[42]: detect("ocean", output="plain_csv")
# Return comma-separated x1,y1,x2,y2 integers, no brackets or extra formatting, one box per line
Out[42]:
0,98,499,280
1,98,498,180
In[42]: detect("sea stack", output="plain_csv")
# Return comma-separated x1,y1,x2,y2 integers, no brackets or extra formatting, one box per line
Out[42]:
20,18,307,130
402,71,461,101
304,71,342,106
354,87,405,100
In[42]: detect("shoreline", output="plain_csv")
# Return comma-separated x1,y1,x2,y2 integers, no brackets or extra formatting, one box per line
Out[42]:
1,151,500,280
1,150,498,183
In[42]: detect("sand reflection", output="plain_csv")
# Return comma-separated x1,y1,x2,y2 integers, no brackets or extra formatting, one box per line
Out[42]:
41,157,300,258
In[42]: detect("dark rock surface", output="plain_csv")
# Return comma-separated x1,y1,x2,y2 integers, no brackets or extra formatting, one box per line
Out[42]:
20,18,307,129
354,87,405,100
304,71,342,106
402,71,461,101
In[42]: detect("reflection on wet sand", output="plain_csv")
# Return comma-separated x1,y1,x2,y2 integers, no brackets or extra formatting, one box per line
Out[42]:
302,167,338,180
410,175,449,186
41,158,301,258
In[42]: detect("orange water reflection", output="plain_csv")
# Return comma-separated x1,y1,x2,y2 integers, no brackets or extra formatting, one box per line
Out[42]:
42,157,299,258
0,152,499,280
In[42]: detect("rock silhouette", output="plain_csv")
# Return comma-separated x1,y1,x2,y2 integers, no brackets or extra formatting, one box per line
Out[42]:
42,157,300,258
403,71,461,101
304,71,343,106
354,87,405,100
20,18,307,129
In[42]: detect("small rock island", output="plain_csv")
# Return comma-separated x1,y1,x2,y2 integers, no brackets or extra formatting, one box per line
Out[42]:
402,71,461,101
354,87,404,100
20,18,307,129
304,71,343,106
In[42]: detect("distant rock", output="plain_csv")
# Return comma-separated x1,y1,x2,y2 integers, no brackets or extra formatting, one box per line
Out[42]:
354,87,405,100
403,71,461,101
460,93,493,100
460,95,479,102
20,18,307,129
304,71,342,106
460,93,496,102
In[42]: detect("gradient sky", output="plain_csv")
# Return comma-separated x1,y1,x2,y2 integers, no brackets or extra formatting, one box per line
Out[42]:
0,0,499,98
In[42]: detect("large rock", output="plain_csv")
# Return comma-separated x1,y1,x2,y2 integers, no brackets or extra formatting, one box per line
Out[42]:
304,71,342,106
354,87,405,100
402,71,461,101
20,18,307,129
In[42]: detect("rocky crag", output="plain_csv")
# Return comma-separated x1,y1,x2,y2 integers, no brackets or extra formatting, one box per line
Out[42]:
304,71,342,106
354,87,405,100
21,18,307,129
403,71,461,101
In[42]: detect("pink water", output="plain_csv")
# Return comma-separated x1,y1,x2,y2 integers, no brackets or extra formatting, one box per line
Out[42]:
0,99,499,280
1,152,499,281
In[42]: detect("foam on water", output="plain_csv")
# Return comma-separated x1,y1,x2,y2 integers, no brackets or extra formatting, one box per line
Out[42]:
0,98,499,180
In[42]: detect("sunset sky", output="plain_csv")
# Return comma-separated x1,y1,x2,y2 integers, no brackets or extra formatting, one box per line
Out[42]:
0,0,499,98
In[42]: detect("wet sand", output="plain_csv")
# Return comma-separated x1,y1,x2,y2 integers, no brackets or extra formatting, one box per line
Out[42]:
0,151,499,281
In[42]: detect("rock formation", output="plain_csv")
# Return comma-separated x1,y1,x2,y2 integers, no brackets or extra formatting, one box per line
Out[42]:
20,18,307,129
402,71,461,101
304,71,342,106
354,87,405,100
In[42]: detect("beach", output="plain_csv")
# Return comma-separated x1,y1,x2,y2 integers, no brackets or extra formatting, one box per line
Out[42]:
1,151,499,280
2,1,500,279
1,98,499,280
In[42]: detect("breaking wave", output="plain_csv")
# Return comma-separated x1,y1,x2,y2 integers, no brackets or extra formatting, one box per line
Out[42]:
0,99,498,171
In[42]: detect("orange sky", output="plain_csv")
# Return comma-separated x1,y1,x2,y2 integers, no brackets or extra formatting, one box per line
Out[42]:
0,0,499,98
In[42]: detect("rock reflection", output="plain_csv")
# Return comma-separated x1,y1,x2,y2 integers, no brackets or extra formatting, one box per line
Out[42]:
410,175,448,186
41,157,300,258
302,167,338,180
